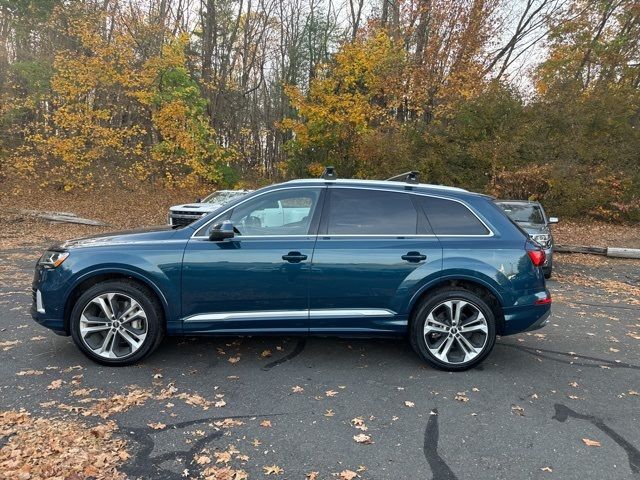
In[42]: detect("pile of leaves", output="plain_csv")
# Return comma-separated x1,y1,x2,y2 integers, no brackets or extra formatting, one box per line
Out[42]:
0,410,128,479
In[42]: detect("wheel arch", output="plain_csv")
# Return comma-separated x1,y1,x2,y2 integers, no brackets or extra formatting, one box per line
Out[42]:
407,276,505,335
63,270,170,334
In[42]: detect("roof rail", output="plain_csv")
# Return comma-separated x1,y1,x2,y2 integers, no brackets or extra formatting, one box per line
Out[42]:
321,166,337,180
386,171,420,184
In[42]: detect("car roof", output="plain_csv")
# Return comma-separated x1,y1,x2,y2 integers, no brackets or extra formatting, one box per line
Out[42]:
282,178,481,198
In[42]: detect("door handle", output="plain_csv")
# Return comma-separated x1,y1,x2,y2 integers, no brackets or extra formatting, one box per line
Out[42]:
282,251,308,263
401,251,427,263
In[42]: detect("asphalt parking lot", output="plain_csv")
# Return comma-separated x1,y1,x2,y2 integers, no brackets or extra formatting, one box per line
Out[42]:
1,246,639,480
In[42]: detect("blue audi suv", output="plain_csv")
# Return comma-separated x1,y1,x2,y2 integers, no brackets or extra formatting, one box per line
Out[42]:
31,173,551,371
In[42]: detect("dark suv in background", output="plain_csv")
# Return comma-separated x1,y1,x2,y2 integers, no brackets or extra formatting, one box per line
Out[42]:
32,173,551,371
496,200,558,278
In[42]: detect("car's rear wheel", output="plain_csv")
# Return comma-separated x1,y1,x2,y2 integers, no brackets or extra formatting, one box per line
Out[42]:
410,288,497,371
70,280,164,366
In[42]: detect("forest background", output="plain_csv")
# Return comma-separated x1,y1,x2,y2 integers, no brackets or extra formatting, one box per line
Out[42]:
1,0,639,220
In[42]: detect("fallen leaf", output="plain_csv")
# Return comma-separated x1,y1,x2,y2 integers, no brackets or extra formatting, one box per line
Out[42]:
261,349,272,358
541,466,553,472
263,465,283,475
228,356,240,364
324,409,335,417
214,399,226,408
351,417,367,430
215,451,232,464
306,472,319,480
292,385,305,393
196,455,211,465
582,438,601,447
260,420,272,428
511,405,525,416
148,422,166,430
404,401,415,408
455,392,469,402
340,470,358,480
353,433,372,444
47,379,63,390
325,390,338,397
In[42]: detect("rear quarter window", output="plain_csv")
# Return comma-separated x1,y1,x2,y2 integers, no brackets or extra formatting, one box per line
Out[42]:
417,196,489,235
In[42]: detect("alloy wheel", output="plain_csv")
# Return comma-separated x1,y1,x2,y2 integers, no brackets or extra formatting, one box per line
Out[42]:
423,299,489,365
79,292,148,359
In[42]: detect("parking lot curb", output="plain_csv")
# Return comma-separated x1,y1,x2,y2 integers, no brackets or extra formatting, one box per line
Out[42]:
556,245,640,259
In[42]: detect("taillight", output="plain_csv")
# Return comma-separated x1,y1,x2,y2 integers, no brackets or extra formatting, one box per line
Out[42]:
535,296,552,305
527,249,546,267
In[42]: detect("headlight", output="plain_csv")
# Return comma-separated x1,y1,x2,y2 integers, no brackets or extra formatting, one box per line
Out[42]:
38,251,69,268
531,234,551,248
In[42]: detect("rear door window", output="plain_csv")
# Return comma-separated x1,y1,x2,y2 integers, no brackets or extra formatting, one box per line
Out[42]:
326,189,418,235
417,196,489,235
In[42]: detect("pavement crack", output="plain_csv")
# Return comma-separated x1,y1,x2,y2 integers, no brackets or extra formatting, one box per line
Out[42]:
500,343,640,370
262,338,306,371
553,403,640,476
423,409,459,480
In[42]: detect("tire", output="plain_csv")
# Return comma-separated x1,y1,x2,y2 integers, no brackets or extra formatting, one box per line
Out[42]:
410,288,497,371
70,280,164,366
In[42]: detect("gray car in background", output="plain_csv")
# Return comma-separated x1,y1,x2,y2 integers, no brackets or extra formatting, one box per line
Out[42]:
496,200,558,278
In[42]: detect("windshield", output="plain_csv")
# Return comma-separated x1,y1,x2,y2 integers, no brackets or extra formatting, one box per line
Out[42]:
497,202,545,224
202,191,246,204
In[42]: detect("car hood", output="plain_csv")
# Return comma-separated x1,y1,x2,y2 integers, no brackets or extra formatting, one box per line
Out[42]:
170,203,222,212
56,226,179,250
518,222,550,235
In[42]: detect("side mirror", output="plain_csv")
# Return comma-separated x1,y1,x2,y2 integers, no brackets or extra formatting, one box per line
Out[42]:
209,220,235,241
548,217,559,224
195,198,202,203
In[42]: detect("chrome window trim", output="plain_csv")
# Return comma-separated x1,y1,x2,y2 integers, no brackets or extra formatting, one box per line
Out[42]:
327,185,494,238
184,308,396,322
191,184,494,239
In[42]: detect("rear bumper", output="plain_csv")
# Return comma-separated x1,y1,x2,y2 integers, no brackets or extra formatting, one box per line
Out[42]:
501,303,551,335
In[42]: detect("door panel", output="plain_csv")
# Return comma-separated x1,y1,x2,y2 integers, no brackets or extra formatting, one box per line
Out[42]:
182,237,315,333
309,187,442,334
181,187,324,333
309,237,442,334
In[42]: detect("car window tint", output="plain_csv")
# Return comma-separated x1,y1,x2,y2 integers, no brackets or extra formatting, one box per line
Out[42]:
327,189,418,235
229,189,319,236
418,197,489,235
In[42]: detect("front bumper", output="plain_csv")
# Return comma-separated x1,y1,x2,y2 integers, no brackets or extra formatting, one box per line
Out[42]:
31,263,71,336
30,287,67,335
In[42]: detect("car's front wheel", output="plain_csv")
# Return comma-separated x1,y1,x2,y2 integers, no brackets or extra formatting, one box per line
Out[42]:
70,280,164,366
410,289,497,371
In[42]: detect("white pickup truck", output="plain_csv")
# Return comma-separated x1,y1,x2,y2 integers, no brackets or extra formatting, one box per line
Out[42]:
168,190,252,227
